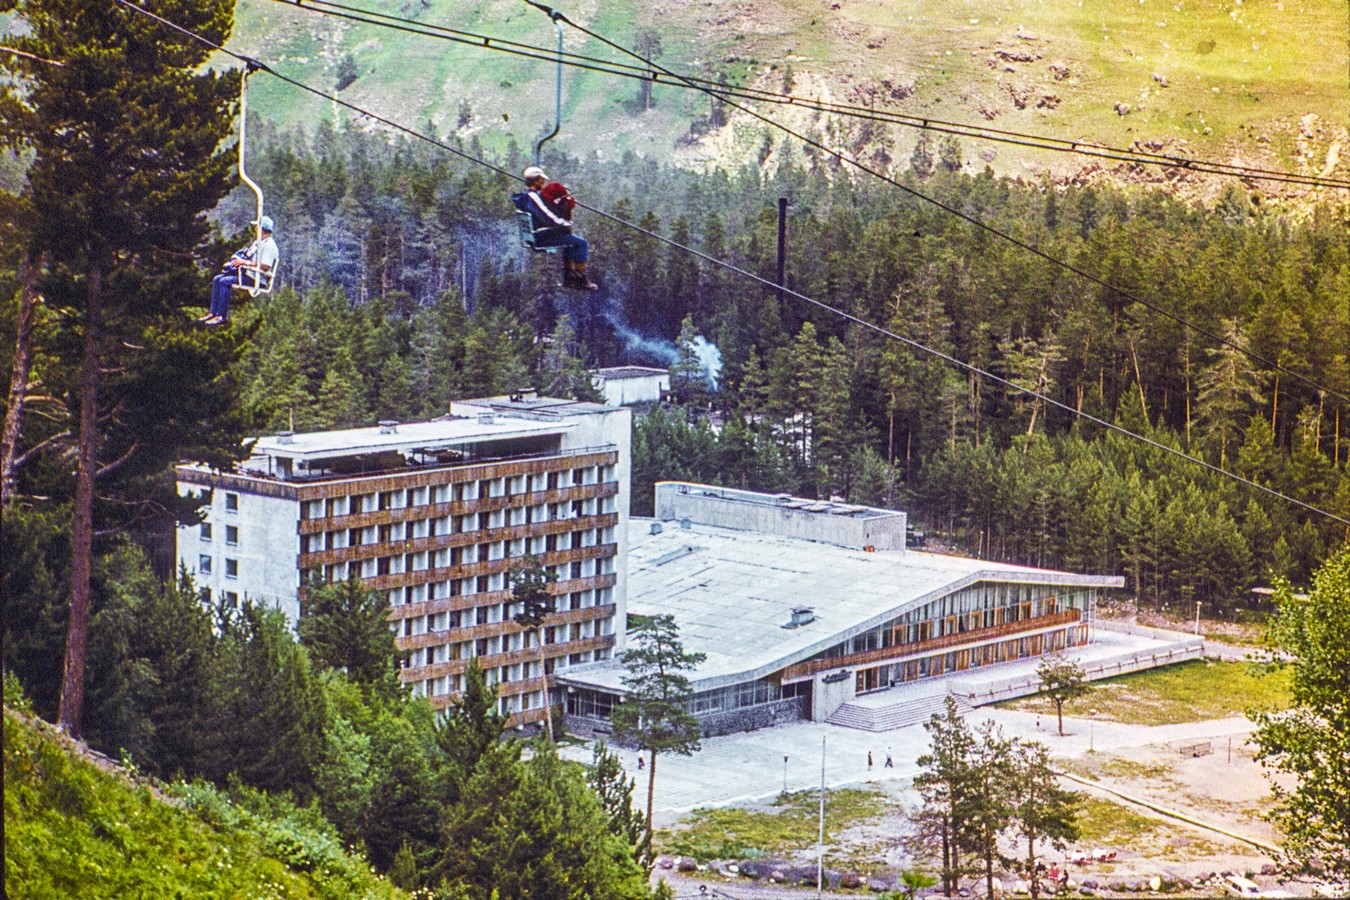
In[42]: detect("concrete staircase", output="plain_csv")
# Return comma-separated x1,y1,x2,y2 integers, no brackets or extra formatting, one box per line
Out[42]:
827,687,970,732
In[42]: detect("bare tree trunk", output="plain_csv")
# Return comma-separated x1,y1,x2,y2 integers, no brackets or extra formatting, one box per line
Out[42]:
645,749,657,849
536,627,554,743
1183,335,1193,450
0,253,41,506
58,267,102,738
1129,339,1148,421
1270,369,1280,437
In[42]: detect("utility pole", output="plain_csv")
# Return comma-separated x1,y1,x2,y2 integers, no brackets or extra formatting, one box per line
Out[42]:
817,735,825,899
777,197,788,311
1194,601,1201,636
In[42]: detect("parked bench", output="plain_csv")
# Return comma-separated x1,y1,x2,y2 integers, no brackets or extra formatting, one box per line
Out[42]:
1178,741,1213,757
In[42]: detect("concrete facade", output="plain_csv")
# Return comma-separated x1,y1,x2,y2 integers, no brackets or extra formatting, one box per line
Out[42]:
177,396,631,727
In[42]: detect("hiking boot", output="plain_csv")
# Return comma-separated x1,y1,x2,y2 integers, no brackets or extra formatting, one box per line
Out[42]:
563,263,598,291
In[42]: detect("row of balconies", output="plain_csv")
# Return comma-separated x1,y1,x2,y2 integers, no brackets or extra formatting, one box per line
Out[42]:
291,450,619,502
396,602,617,653
347,542,617,593
299,510,618,566
296,480,618,535
385,572,617,622
298,511,619,568
412,633,618,702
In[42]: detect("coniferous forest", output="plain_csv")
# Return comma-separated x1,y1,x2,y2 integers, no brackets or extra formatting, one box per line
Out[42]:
2,0,1348,895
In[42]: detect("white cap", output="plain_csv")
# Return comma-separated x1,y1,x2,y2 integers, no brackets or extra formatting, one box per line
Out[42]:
523,165,546,182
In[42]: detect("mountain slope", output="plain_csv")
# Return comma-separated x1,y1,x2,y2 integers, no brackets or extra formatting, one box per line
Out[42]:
227,0,1349,186
3,704,405,899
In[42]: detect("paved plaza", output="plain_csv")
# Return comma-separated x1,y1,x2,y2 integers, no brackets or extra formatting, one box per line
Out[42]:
559,636,1246,827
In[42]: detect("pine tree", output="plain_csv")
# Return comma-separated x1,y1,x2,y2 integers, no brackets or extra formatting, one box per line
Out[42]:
509,556,559,742
435,658,510,800
298,572,406,694
4,0,244,737
1009,741,1081,900
914,696,976,896
959,721,1017,900
1036,654,1091,737
670,315,712,406
611,613,705,853
589,740,652,873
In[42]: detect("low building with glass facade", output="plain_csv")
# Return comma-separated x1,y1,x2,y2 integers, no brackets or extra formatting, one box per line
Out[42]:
559,483,1131,738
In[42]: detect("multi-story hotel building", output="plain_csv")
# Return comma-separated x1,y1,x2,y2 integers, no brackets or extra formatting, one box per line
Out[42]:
177,394,630,727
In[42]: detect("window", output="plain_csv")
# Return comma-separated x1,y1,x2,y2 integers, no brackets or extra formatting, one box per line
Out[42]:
198,555,212,575
224,492,238,512
225,524,239,545
199,522,212,541
224,591,239,607
225,558,238,578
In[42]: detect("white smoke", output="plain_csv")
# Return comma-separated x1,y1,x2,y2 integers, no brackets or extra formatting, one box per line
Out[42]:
691,336,723,390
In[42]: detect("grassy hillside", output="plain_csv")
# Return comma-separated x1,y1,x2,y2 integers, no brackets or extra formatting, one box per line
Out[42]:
226,0,1348,185
3,701,405,899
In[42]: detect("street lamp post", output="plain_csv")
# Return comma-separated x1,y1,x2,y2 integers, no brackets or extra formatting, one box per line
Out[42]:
783,755,789,794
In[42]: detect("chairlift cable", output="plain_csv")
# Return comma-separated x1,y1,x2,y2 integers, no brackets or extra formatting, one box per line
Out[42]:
109,0,1350,529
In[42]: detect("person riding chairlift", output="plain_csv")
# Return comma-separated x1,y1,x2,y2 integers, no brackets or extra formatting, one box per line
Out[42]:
513,166,598,291
203,215,278,326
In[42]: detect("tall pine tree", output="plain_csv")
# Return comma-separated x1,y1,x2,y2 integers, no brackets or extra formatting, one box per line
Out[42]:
3,0,244,736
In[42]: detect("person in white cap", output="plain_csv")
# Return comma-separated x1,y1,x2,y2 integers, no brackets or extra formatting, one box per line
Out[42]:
204,215,279,325
514,166,598,291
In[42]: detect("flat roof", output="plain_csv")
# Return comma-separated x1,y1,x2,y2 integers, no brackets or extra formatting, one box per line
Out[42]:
249,415,572,463
561,519,1123,693
659,482,904,523
452,396,617,419
591,366,670,380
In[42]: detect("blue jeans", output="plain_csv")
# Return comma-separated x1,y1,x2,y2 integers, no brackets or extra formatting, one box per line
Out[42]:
534,232,589,264
210,270,259,319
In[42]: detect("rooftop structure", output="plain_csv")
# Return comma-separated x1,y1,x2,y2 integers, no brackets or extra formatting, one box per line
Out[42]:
590,366,670,407
177,396,631,727
655,481,909,550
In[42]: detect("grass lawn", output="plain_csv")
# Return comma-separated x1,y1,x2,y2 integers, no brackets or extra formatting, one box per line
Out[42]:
657,787,890,862
996,659,1291,726
1072,796,1235,861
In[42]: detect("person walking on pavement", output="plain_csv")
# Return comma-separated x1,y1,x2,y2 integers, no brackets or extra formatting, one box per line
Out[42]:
884,749,894,768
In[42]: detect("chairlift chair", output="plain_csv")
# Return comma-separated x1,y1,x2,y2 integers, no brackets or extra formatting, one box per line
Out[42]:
233,62,276,297
516,211,563,254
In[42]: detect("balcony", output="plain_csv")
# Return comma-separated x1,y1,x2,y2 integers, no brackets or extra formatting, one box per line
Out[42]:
778,609,1084,683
